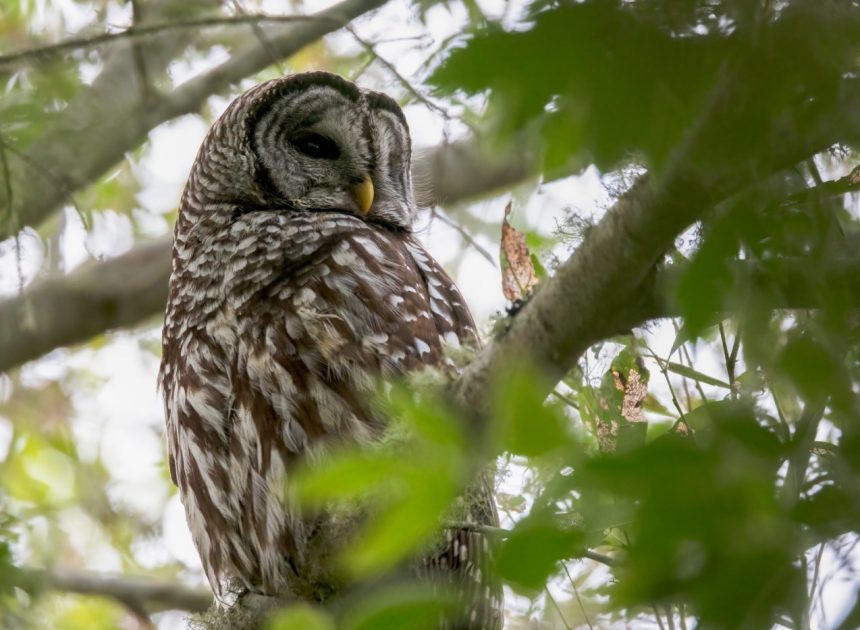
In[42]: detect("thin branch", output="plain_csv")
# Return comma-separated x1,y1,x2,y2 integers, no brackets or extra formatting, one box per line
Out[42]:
581,550,617,567
646,347,689,423
809,543,826,611
0,14,333,68
718,322,733,391
545,586,573,630
551,388,580,410
562,562,594,630
780,400,827,507
0,133,13,238
429,206,496,266
443,521,616,567
653,605,668,630
346,26,458,122
665,604,677,630
16,567,213,614
229,0,287,76
449,61,860,425
679,340,708,403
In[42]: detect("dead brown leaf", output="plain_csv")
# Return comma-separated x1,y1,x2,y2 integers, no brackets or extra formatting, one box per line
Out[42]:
500,202,539,302
613,368,647,424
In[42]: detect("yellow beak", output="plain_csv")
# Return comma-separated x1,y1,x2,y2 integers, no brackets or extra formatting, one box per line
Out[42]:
351,175,374,216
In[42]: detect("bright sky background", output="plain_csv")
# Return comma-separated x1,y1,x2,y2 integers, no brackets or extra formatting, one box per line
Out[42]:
1,0,857,627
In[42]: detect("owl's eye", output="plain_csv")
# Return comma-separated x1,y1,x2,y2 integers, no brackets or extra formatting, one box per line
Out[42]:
292,133,340,160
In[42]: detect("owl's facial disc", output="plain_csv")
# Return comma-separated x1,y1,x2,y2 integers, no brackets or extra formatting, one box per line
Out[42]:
250,74,416,229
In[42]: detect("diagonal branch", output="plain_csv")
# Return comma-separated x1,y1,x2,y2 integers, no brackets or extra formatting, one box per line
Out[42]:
0,0,389,242
0,14,333,68
450,75,860,420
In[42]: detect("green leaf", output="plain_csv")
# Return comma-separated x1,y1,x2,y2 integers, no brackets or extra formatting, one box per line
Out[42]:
344,468,458,577
343,583,455,630
572,405,797,628
496,515,584,592
492,366,571,458
430,3,732,171
385,386,465,451
268,605,334,630
778,333,843,406
665,362,730,389
292,452,405,505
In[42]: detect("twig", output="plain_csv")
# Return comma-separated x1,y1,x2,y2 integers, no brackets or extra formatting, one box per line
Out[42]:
646,348,688,423
809,542,826,625
653,605,668,630
230,0,287,76
545,586,573,630
429,207,495,266
345,26,454,121
0,136,85,228
679,341,707,403
665,604,677,630
563,562,594,630
0,132,14,237
780,400,826,507
442,521,616,566
128,0,152,101
551,388,580,410
0,14,332,68
718,322,732,389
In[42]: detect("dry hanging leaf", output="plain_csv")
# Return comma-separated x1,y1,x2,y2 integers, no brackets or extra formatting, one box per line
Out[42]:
500,202,539,302
612,368,648,424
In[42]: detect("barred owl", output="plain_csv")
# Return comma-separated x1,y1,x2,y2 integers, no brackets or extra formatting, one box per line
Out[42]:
159,72,500,627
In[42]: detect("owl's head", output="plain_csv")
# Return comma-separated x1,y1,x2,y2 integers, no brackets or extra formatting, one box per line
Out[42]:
181,72,417,232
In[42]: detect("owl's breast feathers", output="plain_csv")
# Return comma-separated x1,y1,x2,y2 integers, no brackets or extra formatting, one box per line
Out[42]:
160,212,480,596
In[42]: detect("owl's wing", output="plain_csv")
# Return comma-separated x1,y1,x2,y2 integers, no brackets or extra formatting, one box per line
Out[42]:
163,214,500,623
397,236,503,629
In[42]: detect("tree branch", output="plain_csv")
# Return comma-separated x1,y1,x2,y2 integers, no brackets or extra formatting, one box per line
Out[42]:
0,0,389,242
0,239,171,372
17,566,212,614
0,14,334,68
450,73,860,420
3,78,860,385
0,137,533,372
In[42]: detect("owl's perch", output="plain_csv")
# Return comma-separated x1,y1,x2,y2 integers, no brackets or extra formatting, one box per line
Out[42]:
450,73,860,422
15,566,213,615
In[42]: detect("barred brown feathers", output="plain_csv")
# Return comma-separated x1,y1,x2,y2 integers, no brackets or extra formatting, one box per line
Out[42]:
159,72,501,627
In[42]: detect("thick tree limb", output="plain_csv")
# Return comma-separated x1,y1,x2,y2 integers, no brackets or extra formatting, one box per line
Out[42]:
450,75,860,419
0,0,389,242
2,76,859,387
0,138,534,372
17,566,212,614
